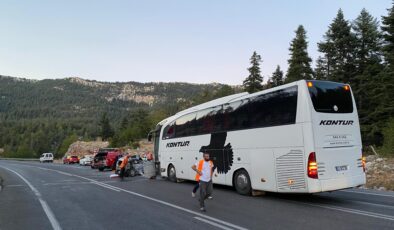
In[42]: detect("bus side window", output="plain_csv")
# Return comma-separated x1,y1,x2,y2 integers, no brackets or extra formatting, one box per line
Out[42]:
196,106,222,135
249,86,298,128
175,112,197,138
162,122,175,139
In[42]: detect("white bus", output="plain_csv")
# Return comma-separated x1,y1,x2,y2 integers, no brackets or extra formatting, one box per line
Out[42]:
149,80,366,195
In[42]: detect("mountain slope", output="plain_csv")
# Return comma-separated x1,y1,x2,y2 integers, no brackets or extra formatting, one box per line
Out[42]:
0,75,232,157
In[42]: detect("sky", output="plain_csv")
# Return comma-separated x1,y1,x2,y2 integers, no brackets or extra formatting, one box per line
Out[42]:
0,0,391,85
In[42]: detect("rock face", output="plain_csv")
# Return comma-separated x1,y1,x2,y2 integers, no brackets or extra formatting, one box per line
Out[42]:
365,155,394,191
123,140,153,156
65,141,109,158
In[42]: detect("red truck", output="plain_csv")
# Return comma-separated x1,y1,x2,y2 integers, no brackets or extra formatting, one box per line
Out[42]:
92,148,122,171
106,150,123,170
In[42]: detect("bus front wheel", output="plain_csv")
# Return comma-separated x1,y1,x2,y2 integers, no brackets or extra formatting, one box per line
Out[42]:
168,165,177,182
234,169,252,195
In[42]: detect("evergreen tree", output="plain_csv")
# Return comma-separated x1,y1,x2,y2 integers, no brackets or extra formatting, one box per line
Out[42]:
243,51,263,93
120,116,129,130
99,112,114,140
382,1,394,69
271,65,284,87
352,8,385,144
353,8,383,73
314,56,329,80
286,25,313,83
378,1,394,146
318,9,356,83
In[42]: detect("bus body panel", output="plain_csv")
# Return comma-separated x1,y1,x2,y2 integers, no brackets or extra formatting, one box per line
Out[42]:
160,123,305,192
308,83,365,191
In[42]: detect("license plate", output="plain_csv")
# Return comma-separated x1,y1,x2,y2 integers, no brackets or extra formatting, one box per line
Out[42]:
335,165,348,172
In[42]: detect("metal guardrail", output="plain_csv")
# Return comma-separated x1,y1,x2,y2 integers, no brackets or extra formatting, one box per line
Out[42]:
0,158,39,162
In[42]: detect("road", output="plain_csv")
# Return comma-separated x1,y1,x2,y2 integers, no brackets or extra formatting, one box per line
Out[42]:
0,160,393,230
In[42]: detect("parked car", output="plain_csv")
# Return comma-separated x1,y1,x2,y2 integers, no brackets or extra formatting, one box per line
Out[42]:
91,148,120,171
63,156,70,164
68,155,80,164
40,153,54,163
115,155,143,177
79,156,93,166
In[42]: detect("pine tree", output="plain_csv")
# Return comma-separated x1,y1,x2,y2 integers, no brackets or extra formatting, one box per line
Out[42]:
271,65,284,87
314,56,328,80
286,25,313,83
352,8,384,139
377,1,394,146
243,51,263,93
353,8,383,73
120,116,128,130
99,112,114,140
382,1,394,69
318,9,356,83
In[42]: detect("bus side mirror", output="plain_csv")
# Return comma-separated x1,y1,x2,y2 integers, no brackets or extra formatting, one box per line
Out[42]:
147,133,153,142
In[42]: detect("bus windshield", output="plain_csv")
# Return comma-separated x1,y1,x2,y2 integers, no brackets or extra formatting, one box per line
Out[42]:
308,81,353,113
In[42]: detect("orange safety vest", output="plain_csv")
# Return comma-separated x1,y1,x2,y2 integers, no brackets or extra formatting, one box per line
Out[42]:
120,156,129,169
195,159,213,181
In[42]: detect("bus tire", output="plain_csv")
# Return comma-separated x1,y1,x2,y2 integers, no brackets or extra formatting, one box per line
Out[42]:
234,169,252,196
168,164,177,182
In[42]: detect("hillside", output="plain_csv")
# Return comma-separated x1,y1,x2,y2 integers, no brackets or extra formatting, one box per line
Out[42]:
0,75,234,157
0,75,227,120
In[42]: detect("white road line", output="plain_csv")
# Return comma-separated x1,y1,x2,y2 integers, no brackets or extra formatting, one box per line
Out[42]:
351,201,394,210
194,217,234,230
339,190,394,198
36,167,248,230
90,181,121,192
4,184,25,187
0,166,62,230
300,202,394,221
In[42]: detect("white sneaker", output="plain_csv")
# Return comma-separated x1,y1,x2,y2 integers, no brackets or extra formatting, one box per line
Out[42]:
192,192,196,197
208,196,213,199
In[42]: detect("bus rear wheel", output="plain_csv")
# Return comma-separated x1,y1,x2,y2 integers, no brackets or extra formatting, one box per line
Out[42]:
234,169,252,195
168,165,177,182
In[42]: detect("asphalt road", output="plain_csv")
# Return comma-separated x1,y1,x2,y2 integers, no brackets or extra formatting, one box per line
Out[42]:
0,160,393,230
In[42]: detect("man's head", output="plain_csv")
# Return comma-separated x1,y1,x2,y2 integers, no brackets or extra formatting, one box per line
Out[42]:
203,152,210,161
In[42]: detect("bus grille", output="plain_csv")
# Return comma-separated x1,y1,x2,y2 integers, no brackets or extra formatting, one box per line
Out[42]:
276,150,306,191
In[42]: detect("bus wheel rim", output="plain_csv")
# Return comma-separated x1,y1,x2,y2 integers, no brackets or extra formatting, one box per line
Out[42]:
237,174,248,189
169,167,176,177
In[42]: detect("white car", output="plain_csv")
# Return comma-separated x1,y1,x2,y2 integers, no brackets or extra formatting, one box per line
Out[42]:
40,153,54,163
79,156,93,166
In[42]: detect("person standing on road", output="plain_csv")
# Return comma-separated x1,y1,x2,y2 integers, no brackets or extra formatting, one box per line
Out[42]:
191,152,214,212
119,155,129,181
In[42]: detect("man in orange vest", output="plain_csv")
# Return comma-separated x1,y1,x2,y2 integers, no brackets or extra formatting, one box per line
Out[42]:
191,152,214,212
119,155,129,180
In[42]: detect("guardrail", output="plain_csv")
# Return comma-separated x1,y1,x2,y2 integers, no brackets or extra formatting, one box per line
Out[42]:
0,158,39,162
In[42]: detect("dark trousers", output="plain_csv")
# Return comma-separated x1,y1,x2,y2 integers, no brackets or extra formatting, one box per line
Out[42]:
193,182,199,193
119,168,125,180
199,180,213,208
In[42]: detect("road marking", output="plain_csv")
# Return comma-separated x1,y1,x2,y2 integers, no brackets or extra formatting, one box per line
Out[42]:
339,190,394,198
194,217,234,230
5,184,25,187
90,181,121,192
351,200,394,210
0,166,62,230
300,202,394,221
43,182,91,186
35,167,248,230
